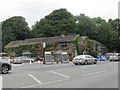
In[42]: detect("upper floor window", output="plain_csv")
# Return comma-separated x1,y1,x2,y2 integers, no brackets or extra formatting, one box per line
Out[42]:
61,45,67,48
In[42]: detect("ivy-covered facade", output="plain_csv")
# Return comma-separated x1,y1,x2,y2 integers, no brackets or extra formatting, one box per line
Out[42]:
4,34,108,60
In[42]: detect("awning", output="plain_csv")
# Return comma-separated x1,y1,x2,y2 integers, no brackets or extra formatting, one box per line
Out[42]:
22,52,33,55
53,50,62,54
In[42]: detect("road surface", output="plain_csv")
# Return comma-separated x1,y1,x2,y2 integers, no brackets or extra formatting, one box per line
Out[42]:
2,61,118,88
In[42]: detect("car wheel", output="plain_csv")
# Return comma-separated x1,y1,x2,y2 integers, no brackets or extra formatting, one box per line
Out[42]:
110,60,112,62
94,60,97,64
75,63,78,65
2,65,9,74
84,60,88,65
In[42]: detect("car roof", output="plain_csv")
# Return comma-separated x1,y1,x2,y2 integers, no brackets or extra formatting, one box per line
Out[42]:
75,55,91,57
78,55,91,56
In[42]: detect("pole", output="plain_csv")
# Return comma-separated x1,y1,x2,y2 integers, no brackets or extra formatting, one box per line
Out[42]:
43,48,45,64
43,42,46,64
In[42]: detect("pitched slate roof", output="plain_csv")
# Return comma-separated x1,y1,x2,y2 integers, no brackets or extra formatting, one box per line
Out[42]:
90,39,107,48
5,34,78,48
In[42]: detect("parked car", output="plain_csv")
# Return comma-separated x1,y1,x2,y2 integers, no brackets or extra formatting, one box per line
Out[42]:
19,56,34,63
109,53,120,61
12,57,22,64
73,55,97,65
2,57,13,63
0,57,12,74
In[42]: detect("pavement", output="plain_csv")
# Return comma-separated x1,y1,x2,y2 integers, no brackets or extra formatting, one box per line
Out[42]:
2,61,119,88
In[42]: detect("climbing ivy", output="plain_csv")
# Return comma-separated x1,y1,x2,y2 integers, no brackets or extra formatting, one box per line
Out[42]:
73,34,84,55
86,36,98,57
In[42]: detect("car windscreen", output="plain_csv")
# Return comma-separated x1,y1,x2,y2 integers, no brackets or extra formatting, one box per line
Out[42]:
75,55,84,58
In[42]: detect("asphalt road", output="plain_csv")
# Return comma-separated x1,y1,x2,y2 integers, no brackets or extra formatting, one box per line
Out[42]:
0,75,2,90
2,61,118,88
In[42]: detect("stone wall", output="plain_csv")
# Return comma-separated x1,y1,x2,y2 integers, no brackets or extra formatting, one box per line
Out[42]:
55,42,75,61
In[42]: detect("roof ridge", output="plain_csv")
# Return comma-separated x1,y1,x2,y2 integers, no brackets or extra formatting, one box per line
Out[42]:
25,34,78,41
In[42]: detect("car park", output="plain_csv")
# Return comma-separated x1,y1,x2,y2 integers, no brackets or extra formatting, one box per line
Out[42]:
0,57,11,74
12,57,22,64
109,53,120,61
73,55,97,65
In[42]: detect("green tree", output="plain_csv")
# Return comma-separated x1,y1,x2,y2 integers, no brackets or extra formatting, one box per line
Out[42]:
31,8,76,38
108,19,119,31
75,15,120,52
75,14,98,40
2,16,31,49
94,18,119,52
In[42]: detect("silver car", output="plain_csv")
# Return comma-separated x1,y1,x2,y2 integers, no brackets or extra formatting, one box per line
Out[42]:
0,57,12,74
19,56,34,63
12,57,22,64
73,55,97,65
2,57,13,63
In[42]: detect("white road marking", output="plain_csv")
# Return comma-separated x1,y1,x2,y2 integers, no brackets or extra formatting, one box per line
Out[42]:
0,76,2,90
22,79,68,88
28,74,42,84
82,70,106,76
49,71,70,79
22,71,70,88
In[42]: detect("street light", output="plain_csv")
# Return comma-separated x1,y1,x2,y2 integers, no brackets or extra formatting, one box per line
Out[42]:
43,42,46,64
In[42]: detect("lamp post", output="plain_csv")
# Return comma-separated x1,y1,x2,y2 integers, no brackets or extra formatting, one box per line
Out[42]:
43,42,46,64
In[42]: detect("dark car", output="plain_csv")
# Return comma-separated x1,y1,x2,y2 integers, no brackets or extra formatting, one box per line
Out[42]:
0,57,11,74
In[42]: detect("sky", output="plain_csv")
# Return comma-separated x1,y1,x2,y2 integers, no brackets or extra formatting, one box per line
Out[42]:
0,0,119,28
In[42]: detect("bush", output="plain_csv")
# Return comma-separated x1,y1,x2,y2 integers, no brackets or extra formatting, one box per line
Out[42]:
89,50,98,57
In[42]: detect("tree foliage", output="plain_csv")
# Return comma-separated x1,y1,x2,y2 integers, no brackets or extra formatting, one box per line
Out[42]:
75,15,120,52
94,18,119,52
2,16,31,49
75,14,98,39
31,8,76,38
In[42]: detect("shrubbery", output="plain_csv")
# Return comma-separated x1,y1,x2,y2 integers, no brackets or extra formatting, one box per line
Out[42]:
89,50,98,58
